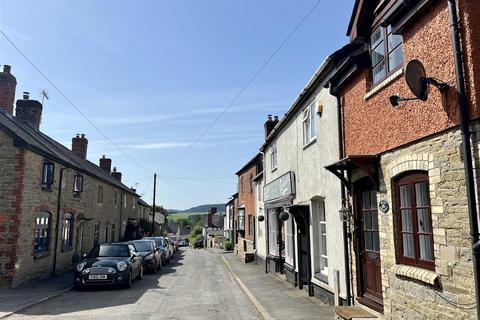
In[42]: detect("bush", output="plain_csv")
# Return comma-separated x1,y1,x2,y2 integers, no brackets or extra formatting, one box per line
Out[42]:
188,225,203,242
223,240,232,251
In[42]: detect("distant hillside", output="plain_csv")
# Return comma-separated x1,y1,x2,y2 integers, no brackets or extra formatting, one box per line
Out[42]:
181,203,225,213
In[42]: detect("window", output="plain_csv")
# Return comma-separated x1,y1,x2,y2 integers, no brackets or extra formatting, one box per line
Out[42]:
270,143,277,170
238,208,245,230
73,174,83,194
104,225,109,243
303,101,317,145
284,215,294,266
94,222,100,246
315,200,328,280
34,212,51,255
249,175,254,194
114,192,118,207
248,215,253,236
268,209,279,256
97,186,103,204
258,182,262,201
123,194,127,208
370,25,403,85
133,198,136,209
396,172,434,270
62,213,74,249
240,177,245,193
111,224,116,242
41,162,54,189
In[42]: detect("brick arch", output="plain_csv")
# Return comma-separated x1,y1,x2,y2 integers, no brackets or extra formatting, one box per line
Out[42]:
385,154,431,180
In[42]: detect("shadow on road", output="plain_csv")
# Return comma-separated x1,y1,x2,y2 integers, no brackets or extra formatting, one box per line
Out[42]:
11,248,187,317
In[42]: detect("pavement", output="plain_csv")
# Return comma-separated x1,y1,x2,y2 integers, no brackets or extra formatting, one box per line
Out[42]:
216,248,335,320
0,271,73,319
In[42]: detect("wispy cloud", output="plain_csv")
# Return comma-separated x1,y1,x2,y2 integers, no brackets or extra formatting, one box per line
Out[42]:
127,142,191,150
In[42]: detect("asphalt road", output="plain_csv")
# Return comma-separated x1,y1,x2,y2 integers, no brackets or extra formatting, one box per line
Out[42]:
8,248,262,320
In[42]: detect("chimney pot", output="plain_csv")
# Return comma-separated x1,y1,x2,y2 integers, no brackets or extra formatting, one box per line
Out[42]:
23,92,29,100
274,116,278,121
111,167,122,182
3,65,11,74
264,114,277,140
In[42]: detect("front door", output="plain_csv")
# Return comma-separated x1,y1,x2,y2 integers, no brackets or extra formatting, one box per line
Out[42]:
355,182,383,312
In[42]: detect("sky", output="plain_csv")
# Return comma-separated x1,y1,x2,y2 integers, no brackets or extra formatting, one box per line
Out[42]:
0,0,353,210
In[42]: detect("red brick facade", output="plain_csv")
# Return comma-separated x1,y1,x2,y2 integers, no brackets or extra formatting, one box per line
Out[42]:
237,165,257,242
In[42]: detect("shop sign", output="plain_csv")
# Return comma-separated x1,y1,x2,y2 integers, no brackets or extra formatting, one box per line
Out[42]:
264,171,295,202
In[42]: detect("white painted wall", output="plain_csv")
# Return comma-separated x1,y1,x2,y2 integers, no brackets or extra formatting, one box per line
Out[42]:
263,86,346,299
255,178,266,259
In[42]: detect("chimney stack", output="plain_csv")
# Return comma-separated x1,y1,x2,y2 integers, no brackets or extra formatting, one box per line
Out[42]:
15,92,43,129
99,155,112,173
264,114,277,140
111,167,122,182
0,65,17,115
72,134,88,159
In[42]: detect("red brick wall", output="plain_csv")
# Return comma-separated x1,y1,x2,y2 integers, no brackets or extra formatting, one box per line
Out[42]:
237,165,257,242
342,1,480,156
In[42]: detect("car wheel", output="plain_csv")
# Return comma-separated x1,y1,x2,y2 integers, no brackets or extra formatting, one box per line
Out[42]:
137,265,143,280
124,270,132,289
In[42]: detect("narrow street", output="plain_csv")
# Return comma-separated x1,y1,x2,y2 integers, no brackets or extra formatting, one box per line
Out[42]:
7,248,262,320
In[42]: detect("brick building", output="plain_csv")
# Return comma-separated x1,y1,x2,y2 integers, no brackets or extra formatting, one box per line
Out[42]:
326,1,480,318
234,153,262,262
0,65,141,287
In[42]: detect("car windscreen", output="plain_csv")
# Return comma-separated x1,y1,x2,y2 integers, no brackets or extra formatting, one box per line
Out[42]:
92,245,130,257
133,241,153,251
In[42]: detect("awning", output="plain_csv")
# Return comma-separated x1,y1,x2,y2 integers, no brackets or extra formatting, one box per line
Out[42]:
325,155,379,190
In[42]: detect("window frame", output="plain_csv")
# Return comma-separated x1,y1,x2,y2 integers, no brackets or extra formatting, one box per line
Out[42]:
302,101,317,146
62,213,74,250
41,162,55,190
370,25,404,86
395,172,435,271
34,212,51,256
97,185,103,205
270,143,277,170
73,174,83,194
249,175,254,194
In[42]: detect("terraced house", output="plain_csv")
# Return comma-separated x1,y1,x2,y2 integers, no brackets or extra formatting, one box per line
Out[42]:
326,0,480,318
0,65,143,287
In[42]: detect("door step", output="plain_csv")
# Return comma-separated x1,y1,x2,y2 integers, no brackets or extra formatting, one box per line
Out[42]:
334,306,377,320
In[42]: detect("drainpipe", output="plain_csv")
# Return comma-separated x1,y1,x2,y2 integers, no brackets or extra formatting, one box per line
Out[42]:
119,191,126,240
447,0,480,316
333,89,353,306
53,166,69,275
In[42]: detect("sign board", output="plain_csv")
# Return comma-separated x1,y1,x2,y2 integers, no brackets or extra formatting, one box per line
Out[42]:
264,171,295,203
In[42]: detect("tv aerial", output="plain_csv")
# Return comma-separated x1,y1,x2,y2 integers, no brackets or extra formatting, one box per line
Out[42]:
389,59,449,107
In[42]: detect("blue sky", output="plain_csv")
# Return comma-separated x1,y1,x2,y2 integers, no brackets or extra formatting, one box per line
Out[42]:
0,0,353,210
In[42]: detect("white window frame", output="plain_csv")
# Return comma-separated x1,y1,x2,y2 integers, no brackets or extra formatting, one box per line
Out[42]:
284,215,294,266
73,174,83,193
316,200,328,278
268,209,279,256
270,143,277,170
303,101,317,146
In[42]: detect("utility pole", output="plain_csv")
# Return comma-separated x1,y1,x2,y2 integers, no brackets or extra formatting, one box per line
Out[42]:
151,173,157,236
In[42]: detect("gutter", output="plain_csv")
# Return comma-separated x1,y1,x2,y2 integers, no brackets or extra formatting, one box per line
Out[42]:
447,1,480,317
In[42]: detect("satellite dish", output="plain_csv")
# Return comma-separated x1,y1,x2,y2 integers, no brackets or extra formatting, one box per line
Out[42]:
405,60,428,101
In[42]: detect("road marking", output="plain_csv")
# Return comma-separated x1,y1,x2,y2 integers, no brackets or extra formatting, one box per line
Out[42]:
220,255,274,320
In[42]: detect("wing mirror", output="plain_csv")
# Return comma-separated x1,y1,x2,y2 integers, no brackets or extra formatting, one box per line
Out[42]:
82,253,88,259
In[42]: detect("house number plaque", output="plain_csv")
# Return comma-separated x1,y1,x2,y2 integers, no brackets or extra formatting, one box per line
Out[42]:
379,200,389,213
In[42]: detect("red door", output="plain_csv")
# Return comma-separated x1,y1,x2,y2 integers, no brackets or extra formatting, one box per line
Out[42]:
356,186,383,312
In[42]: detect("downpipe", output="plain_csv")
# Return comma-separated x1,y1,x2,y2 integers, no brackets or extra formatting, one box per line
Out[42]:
53,166,68,275
447,0,480,317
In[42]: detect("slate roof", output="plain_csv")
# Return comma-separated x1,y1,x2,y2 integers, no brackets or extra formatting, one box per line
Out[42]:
138,198,150,207
0,109,137,196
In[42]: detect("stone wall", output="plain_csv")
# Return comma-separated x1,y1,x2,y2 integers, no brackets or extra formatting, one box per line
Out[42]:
348,124,478,319
0,137,140,286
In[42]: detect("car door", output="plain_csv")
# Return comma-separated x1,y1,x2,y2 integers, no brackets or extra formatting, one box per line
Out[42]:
128,244,140,275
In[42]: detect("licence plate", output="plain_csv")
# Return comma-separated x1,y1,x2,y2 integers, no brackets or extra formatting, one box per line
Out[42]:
89,275,107,280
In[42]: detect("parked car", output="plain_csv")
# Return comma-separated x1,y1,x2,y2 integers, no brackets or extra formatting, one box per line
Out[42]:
193,237,204,249
144,236,170,265
179,240,187,247
168,238,176,254
74,243,143,289
169,237,179,251
128,240,161,273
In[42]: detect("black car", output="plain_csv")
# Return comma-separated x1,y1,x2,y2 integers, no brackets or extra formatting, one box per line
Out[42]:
74,243,143,289
144,237,169,266
128,240,161,273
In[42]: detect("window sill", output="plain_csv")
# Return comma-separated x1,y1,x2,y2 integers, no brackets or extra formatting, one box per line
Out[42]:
303,138,317,150
314,272,328,284
41,186,53,192
34,252,51,260
73,192,82,198
391,264,438,285
364,68,403,101
271,167,278,173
